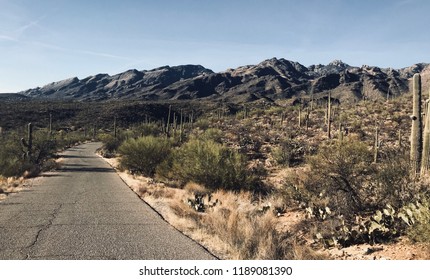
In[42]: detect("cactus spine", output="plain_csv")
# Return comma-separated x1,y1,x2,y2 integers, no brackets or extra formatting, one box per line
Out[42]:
410,73,423,175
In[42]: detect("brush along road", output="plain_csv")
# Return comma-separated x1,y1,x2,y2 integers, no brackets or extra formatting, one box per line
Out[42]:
0,142,215,260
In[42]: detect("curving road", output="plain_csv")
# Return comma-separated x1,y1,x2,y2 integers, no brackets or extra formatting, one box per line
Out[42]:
0,142,216,260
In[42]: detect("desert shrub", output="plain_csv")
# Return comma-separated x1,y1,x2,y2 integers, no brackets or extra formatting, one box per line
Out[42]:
161,139,257,191
405,197,430,243
99,134,122,156
408,216,430,243
199,128,224,143
287,140,427,248
31,131,58,164
133,123,161,137
272,139,305,166
0,137,27,177
119,136,171,176
304,140,375,215
0,131,58,177
372,150,419,208
194,118,210,130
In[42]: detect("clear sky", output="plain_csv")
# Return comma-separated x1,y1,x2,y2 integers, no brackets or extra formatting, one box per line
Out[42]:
1,0,429,93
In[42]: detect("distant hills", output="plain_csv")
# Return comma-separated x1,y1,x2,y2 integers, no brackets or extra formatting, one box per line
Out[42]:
11,58,430,103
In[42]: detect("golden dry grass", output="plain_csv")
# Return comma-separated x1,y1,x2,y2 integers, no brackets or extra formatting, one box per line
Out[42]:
127,177,324,259
0,176,27,201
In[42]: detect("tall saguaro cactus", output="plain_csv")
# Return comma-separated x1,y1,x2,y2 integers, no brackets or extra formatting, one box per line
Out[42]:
410,73,423,175
166,105,172,135
21,123,33,161
374,126,380,163
49,113,52,136
327,91,332,138
113,115,117,139
421,99,430,175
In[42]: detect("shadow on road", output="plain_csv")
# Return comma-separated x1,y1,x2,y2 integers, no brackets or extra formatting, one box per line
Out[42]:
61,155,97,159
40,174,68,178
60,167,115,173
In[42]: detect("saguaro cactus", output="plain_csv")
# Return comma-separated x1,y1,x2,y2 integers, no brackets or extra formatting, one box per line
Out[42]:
421,99,430,175
374,126,380,163
410,73,423,175
21,123,33,161
338,123,344,142
113,115,117,139
298,107,302,128
166,105,172,135
327,91,332,138
49,113,52,136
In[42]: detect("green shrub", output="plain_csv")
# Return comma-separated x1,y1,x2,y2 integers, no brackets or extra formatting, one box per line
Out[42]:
119,136,171,176
0,137,26,177
301,140,375,216
31,131,58,164
134,123,161,137
372,150,418,209
406,198,430,243
194,118,210,130
200,128,224,143
0,131,57,177
161,139,257,191
272,139,304,167
99,134,122,156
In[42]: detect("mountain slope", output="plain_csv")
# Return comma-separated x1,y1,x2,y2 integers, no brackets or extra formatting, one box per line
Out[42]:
19,58,430,103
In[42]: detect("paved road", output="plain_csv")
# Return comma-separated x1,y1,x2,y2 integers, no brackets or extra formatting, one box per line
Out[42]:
0,142,216,260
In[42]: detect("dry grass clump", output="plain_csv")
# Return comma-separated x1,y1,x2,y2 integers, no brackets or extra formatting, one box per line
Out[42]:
137,180,323,259
137,181,176,199
0,176,26,200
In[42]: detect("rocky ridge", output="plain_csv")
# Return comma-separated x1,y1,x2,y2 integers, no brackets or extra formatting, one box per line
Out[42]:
17,58,430,103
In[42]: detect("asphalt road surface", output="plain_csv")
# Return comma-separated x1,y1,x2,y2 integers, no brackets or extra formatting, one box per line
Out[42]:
0,142,216,260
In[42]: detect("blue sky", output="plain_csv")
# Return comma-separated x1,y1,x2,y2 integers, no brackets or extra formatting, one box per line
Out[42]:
1,0,429,92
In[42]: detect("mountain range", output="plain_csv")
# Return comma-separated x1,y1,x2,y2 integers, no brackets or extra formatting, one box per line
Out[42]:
10,58,430,104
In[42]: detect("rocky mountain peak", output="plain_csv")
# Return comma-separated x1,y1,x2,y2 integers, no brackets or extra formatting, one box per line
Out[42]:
16,58,430,104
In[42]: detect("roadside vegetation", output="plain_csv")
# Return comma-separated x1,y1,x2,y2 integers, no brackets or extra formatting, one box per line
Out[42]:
95,90,429,259
2,88,430,259
0,123,92,197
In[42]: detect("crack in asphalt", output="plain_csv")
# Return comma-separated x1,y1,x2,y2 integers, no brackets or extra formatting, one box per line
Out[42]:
23,204,63,259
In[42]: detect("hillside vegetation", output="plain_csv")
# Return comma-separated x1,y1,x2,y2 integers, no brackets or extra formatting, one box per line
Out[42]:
1,84,430,259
